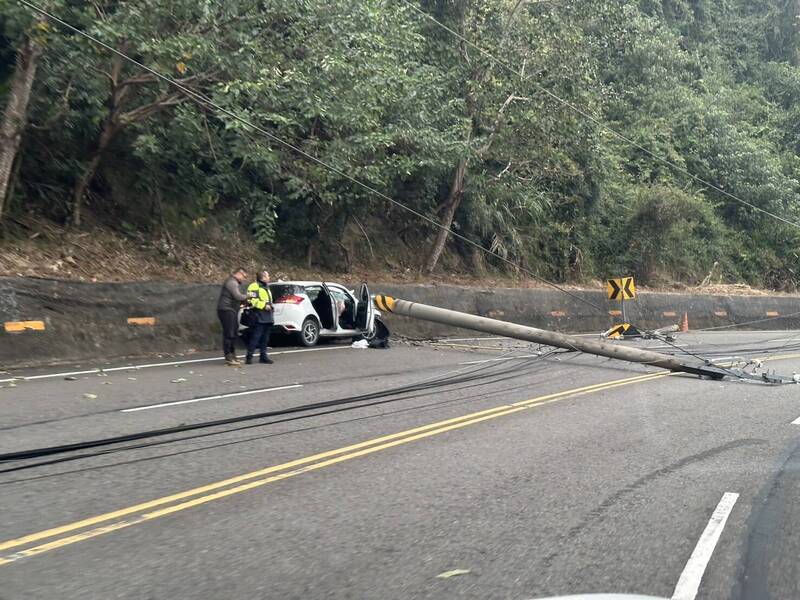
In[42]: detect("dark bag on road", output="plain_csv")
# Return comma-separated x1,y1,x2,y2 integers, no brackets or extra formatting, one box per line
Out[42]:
240,308,258,328
367,318,390,349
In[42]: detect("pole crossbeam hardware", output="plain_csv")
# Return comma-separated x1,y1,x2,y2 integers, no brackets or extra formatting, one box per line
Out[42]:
374,295,795,383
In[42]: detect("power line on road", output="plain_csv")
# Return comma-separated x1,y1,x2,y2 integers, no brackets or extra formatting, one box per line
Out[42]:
0,348,562,475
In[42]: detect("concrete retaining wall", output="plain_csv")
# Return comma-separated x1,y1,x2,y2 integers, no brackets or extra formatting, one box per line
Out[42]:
2,276,799,369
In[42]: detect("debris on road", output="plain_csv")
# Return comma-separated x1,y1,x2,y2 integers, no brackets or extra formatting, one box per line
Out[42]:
351,339,369,349
171,378,187,383
436,569,471,579
83,393,98,399
64,376,78,381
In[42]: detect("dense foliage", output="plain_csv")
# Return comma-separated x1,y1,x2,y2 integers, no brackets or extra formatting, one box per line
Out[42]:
2,0,800,287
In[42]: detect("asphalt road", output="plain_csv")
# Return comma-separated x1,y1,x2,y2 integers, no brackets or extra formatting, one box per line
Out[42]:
1,331,800,599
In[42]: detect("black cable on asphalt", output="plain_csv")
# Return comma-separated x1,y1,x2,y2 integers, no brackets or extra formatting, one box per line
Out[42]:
0,348,562,469
0,351,565,484
0,345,542,432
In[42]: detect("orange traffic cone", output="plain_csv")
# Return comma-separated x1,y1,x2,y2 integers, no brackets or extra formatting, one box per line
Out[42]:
680,312,689,332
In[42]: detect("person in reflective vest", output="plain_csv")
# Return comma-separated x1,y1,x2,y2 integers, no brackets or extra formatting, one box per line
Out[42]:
245,270,274,364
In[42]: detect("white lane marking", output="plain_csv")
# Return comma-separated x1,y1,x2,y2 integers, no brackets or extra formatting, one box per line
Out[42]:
791,416,800,425
120,384,303,412
459,354,542,365
0,346,349,383
671,492,739,600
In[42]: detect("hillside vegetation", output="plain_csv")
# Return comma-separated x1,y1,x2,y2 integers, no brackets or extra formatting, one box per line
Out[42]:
2,1,800,288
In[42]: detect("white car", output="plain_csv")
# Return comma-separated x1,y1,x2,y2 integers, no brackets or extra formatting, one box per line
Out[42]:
243,281,382,347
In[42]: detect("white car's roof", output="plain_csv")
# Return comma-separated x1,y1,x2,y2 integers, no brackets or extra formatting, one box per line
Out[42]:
273,280,348,287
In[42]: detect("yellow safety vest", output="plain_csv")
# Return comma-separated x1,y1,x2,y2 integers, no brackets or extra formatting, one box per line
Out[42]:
247,281,271,310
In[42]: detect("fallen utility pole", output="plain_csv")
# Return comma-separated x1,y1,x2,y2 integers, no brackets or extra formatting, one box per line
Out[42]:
375,295,732,380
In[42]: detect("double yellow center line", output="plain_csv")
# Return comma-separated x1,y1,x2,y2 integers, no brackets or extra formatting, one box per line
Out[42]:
0,370,670,566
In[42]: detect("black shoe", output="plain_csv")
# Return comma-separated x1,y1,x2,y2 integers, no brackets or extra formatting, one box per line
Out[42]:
245,355,253,365
260,357,273,364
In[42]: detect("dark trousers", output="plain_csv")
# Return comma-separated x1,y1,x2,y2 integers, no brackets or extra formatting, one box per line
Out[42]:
247,322,272,358
217,309,239,358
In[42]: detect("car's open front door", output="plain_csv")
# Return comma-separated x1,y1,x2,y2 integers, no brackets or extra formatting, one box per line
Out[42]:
319,282,338,331
354,282,375,332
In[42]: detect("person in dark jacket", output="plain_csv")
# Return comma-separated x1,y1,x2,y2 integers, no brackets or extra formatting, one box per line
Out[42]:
245,270,274,364
217,267,251,366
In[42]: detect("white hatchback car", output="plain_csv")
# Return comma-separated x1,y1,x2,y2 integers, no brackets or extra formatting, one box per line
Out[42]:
257,281,382,346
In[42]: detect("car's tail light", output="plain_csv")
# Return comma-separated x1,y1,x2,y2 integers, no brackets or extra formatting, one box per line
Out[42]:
274,295,304,304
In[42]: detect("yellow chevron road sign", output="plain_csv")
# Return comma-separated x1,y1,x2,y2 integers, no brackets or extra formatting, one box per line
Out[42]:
607,277,636,301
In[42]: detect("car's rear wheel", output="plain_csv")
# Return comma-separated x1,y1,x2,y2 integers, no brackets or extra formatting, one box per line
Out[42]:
298,317,320,347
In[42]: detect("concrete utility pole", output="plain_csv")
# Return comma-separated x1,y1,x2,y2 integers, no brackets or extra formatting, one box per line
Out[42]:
374,295,729,379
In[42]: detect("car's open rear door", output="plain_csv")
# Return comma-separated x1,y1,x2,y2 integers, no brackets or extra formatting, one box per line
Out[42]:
354,282,375,332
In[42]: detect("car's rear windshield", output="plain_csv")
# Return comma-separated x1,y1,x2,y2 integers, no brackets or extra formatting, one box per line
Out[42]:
270,284,305,298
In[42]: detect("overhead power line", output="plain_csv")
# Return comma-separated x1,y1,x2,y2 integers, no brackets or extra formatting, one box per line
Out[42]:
16,0,609,315
12,0,765,377
397,0,800,232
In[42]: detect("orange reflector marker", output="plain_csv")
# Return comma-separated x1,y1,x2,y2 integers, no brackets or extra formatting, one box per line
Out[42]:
549,311,566,317
663,311,677,317
766,311,780,317
4,321,45,333
127,317,156,326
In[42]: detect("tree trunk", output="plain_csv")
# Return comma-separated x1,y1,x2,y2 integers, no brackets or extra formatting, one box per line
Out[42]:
5,148,23,219
71,117,116,228
425,157,468,274
71,50,126,228
306,232,318,268
0,33,42,224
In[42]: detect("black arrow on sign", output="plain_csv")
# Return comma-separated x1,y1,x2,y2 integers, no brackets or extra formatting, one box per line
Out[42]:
623,278,635,299
608,279,622,300
608,324,626,337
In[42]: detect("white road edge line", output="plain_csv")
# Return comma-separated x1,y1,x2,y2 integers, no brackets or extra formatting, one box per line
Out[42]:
0,346,349,383
120,384,303,412
671,492,739,600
